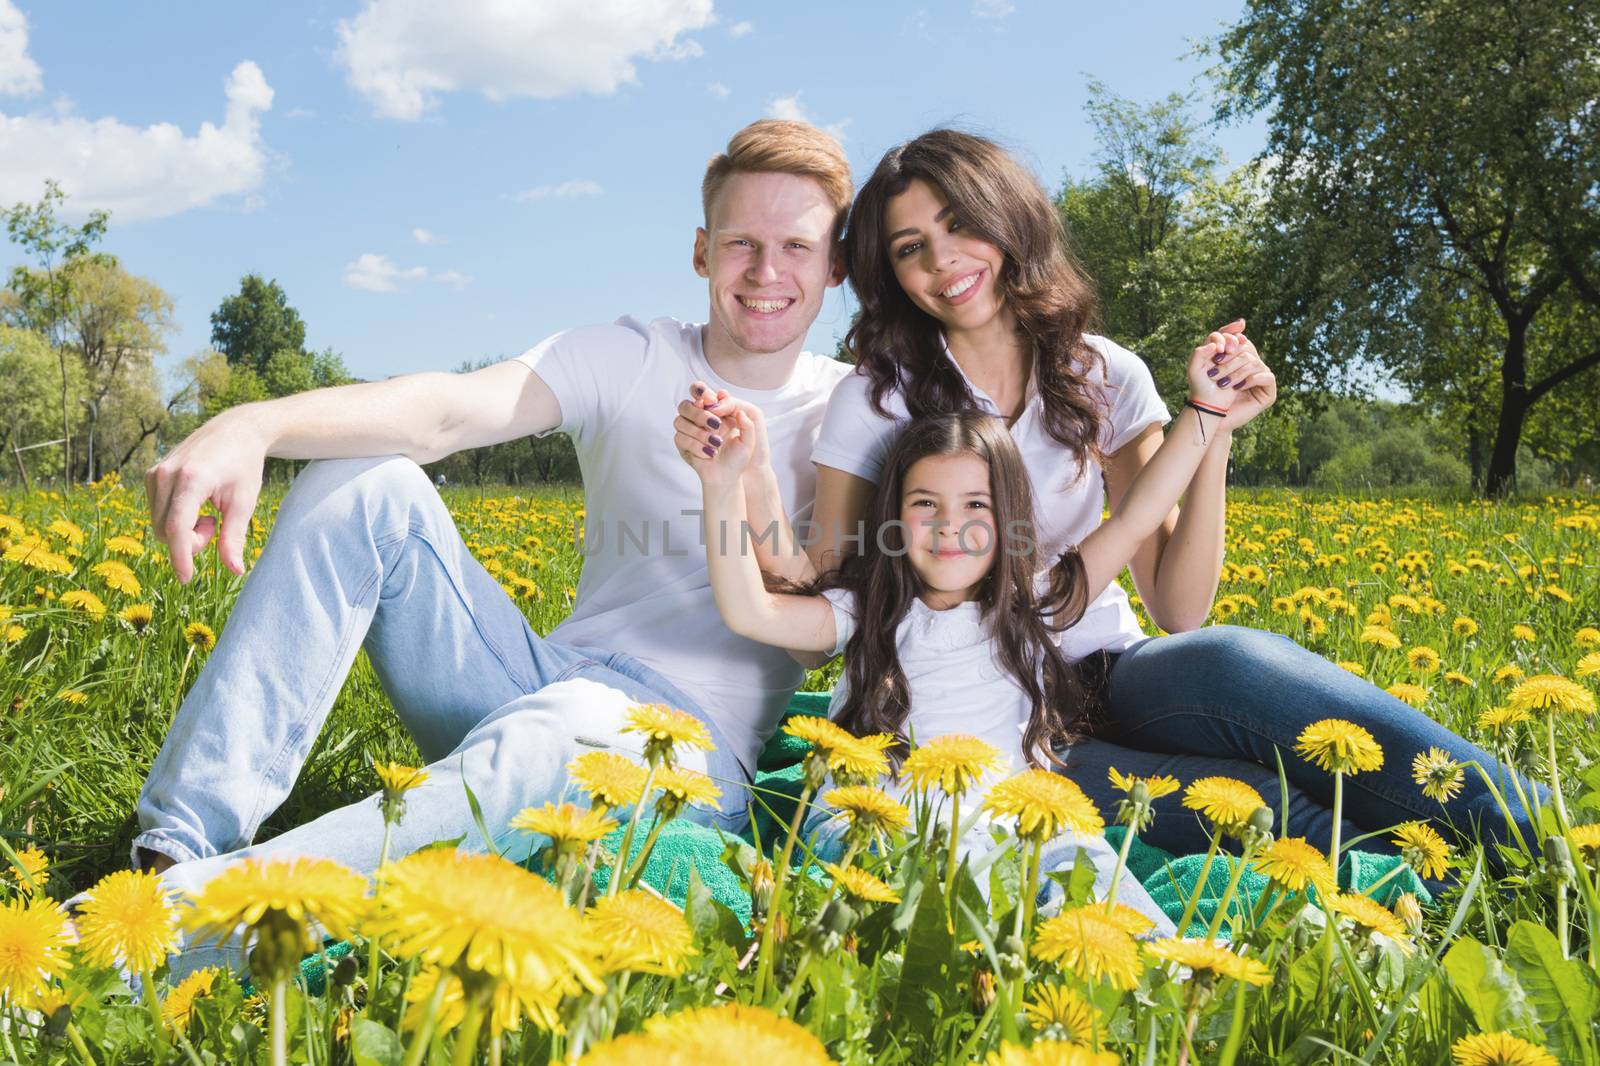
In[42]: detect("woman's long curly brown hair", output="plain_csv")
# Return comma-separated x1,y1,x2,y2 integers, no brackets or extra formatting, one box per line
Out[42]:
844,128,1109,476
790,412,1093,766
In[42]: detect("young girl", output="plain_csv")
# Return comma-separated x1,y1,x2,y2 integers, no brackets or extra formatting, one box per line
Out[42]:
680,336,1249,926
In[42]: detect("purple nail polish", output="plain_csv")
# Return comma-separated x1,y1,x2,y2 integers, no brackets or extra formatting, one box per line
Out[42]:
1207,368,1218,377
709,434,723,446
702,445,716,457
1233,381,1245,390
690,384,703,396
707,416,721,429
1218,376,1230,387
1213,353,1226,363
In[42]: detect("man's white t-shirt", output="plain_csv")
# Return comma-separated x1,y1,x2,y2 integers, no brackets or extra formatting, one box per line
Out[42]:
810,335,1169,661
516,316,851,773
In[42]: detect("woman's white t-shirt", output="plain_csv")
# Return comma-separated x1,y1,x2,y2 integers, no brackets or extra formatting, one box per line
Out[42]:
810,334,1169,661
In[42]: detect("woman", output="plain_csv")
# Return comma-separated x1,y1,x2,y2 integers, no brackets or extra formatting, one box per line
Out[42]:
680,128,1535,870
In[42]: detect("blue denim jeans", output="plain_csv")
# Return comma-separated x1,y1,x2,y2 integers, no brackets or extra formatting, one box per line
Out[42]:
1060,626,1542,870
137,457,750,938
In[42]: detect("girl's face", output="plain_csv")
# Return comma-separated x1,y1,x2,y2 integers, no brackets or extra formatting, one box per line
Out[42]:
884,177,1007,336
898,451,998,611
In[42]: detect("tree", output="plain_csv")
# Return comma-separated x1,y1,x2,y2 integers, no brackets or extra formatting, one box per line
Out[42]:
0,325,84,485
4,180,110,479
1215,0,1600,494
210,274,307,375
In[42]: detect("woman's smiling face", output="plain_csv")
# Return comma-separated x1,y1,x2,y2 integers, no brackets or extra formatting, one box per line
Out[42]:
884,177,1007,334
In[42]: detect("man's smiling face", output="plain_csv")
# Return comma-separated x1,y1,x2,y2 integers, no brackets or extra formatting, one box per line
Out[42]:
694,170,842,360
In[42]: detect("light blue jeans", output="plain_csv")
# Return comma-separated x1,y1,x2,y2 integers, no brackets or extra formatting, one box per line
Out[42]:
135,457,750,970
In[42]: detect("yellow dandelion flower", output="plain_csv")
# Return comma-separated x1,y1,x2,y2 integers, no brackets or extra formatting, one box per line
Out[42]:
1405,646,1440,675
75,869,179,975
652,766,721,817
104,534,145,557
983,770,1104,842
1296,719,1385,775
1361,625,1402,650
900,734,1003,798
1477,705,1531,740
1568,823,1600,859
1576,627,1600,649
368,849,599,994
1071,900,1154,936
568,751,649,812
2,538,73,575
511,803,617,853
47,519,84,546
1385,682,1430,709
183,857,370,964
1032,907,1142,990
1023,982,1097,1042
403,965,560,1037
162,967,220,1029
90,559,141,596
1252,837,1335,896
784,717,891,783
58,589,106,620
1329,893,1412,951
1337,661,1367,677
1,624,21,645
1411,747,1465,802
1511,624,1536,642
1392,822,1453,880
118,603,154,632
1576,652,1600,679
1493,664,1525,685
0,896,72,1006
3,847,48,896
984,1044,1120,1066
1453,616,1480,637
373,761,428,797
575,1004,833,1066
822,863,901,904
1450,1032,1559,1066
1145,938,1272,986
624,703,713,762
1182,777,1266,835
587,889,696,976
183,621,217,651
1507,674,1596,716
57,689,87,706
1444,671,1475,688
1107,767,1181,801
822,785,911,838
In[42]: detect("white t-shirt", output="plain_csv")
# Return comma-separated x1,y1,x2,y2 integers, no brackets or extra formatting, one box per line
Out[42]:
810,335,1169,661
516,316,852,773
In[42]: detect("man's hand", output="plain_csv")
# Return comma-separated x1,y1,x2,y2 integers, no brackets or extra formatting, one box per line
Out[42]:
145,412,266,584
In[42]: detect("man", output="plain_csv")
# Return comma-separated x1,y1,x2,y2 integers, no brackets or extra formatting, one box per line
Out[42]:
135,120,853,898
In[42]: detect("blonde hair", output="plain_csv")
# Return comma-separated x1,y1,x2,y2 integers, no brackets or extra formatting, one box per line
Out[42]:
701,119,853,242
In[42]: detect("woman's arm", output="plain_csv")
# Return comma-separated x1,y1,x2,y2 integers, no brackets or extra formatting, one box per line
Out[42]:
1097,326,1274,631
683,411,839,657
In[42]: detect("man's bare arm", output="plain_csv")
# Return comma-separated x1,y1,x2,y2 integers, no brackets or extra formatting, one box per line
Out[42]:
146,360,561,583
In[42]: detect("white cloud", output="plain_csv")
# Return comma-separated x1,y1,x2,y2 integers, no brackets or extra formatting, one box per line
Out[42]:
335,0,714,120
0,60,274,221
283,105,317,119
512,179,603,202
342,252,470,293
727,20,753,38
765,92,850,142
0,0,41,95
973,0,1015,18
411,226,433,244
706,81,730,99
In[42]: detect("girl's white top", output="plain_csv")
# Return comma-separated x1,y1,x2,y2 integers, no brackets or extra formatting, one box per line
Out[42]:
811,334,1169,661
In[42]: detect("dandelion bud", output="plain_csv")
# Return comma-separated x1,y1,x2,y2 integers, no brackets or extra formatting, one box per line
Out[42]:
1243,806,1276,851
1542,835,1576,886
1130,781,1150,807
1393,893,1424,935
969,968,997,1010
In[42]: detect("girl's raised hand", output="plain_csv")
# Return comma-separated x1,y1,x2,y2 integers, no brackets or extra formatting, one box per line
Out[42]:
1186,319,1276,432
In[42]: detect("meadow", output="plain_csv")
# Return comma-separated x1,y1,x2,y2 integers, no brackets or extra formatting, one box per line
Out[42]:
1,475,1598,1065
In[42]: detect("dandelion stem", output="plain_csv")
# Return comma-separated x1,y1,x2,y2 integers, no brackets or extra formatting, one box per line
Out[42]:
1105,824,1138,912
620,813,666,890
65,1022,97,1066
401,974,448,1066
1546,716,1573,834
1357,861,1405,902
1556,885,1570,959
1175,831,1221,937
754,780,815,1003
608,765,659,899
141,971,169,1045
450,988,489,1066
269,975,288,1066
1207,844,1257,942
942,793,961,915
367,816,396,1004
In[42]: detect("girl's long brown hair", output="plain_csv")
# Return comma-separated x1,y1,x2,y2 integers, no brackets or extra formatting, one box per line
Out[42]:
843,128,1108,477
790,412,1092,766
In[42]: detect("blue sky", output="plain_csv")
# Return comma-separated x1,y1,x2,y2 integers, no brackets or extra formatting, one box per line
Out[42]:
1,1,1267,385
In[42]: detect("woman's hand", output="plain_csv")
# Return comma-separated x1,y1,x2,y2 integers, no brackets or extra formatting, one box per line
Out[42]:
675,385,758,488
1187,319,1275,433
